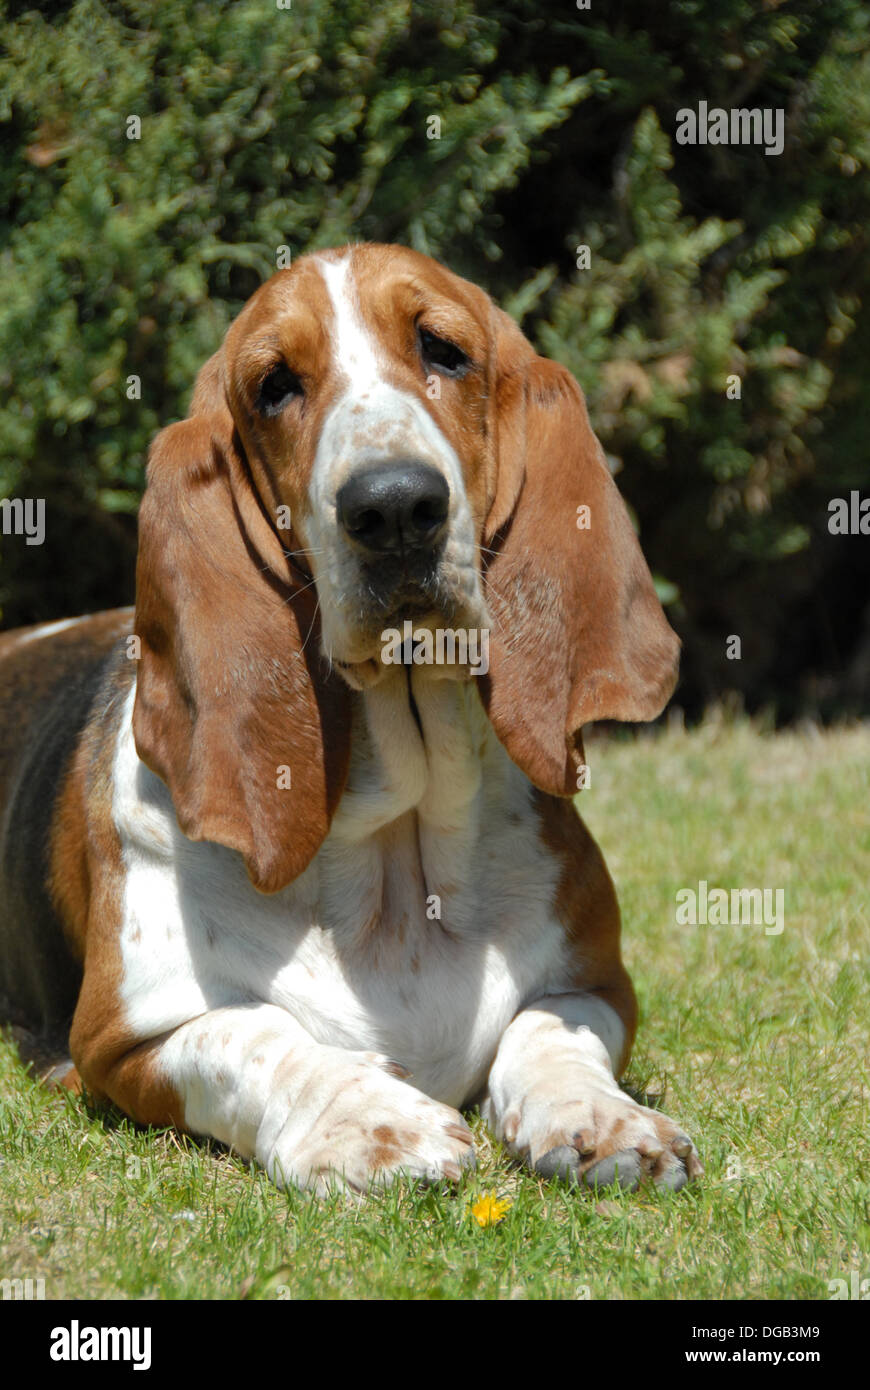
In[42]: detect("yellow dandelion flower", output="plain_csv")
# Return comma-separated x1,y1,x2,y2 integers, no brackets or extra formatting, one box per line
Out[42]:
470,1191,512,1227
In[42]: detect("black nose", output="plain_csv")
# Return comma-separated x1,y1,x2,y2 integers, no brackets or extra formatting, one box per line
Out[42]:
337,463,449,555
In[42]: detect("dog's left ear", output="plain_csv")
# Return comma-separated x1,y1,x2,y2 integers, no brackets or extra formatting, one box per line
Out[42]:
478,311,680,795
133,349,352,894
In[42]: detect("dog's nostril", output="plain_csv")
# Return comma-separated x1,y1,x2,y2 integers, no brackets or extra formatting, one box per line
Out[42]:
348,507,385,539
337,463,449,555
410,495,448,536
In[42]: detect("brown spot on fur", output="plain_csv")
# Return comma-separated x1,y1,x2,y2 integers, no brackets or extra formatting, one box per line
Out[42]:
372,1124,399,1146
368,1127,421,1173
369,1146,400,1171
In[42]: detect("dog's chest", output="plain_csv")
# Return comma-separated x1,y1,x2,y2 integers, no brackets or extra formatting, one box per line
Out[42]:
114,679,568,1105
270,797,566,1101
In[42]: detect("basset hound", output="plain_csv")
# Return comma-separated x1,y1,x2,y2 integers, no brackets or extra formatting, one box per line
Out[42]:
0,243,702,1194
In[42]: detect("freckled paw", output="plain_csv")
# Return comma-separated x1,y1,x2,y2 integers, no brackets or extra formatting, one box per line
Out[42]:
272,1078,477,1195
501,1082,702,1195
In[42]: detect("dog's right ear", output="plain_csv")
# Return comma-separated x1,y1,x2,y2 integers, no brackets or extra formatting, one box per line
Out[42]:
133,367,351,894
479,312,680,795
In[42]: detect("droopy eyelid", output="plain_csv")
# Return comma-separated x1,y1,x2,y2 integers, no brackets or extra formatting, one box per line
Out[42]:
417,325,474,374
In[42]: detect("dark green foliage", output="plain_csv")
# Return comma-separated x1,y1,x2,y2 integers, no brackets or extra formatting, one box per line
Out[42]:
0,0,867,714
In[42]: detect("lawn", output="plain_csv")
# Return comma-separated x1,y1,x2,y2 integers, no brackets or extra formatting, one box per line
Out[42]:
1,715,867,1300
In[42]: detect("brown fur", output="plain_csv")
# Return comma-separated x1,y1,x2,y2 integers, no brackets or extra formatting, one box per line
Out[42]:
479,343,680,797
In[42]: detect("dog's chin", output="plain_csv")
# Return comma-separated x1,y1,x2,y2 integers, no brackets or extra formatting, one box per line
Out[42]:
333,654,477,692
330,595,483,692
331,609,441,692
332,656,387,692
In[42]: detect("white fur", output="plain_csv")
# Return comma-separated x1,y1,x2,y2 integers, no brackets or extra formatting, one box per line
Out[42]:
115,670,567,1100
301,252,486,667
113,661,612,1188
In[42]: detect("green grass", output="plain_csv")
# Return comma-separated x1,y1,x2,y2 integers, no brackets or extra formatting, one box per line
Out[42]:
1,716,868,1300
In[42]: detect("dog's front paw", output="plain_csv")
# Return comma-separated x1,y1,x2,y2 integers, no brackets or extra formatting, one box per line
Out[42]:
487,1029,702,1193
263,1052,475,1195
518,1086,702,1192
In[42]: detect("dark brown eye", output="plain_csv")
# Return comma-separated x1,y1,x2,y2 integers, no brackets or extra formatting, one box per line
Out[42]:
256,362,303,416
419,327,470,377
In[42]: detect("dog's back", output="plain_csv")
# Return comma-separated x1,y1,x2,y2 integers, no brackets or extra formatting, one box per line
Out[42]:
0,611,131,1042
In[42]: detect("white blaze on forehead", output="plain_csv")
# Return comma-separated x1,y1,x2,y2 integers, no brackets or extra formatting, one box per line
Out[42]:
316,253,383,392
305,248,486,665
309,250,466,494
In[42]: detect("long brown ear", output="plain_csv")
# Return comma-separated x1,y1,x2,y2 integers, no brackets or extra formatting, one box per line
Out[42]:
133,380,351,894
479,321,680,796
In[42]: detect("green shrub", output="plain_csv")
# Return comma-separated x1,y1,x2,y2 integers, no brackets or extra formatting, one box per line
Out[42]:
1,0,867,714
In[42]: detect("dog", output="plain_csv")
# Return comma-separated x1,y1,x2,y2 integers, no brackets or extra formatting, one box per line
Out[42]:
0,243,701,1194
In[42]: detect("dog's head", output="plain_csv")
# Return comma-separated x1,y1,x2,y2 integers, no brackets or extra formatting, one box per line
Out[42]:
133,244,679,891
